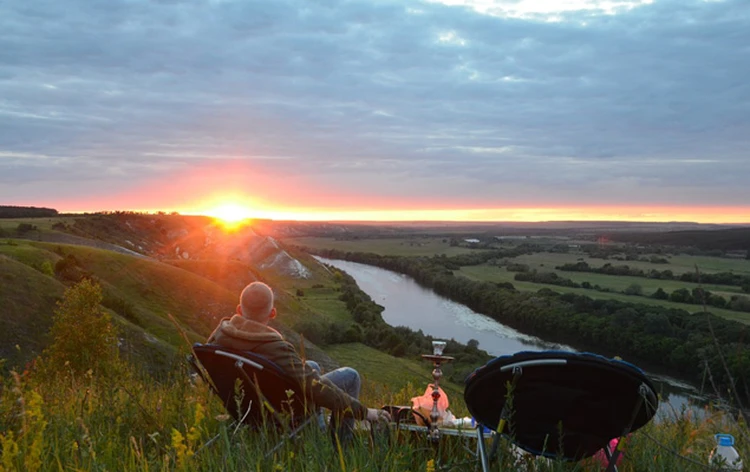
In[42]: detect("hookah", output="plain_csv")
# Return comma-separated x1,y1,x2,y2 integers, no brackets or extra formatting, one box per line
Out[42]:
421,340,454,442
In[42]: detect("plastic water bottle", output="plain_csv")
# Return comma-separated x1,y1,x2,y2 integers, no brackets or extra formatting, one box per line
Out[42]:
709,434,743,471
470,417,492,434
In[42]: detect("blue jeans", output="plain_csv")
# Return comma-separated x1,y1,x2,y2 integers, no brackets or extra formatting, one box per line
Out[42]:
306,360,361,443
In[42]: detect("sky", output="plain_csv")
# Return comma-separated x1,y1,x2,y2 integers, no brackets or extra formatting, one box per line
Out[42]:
1,0,749,223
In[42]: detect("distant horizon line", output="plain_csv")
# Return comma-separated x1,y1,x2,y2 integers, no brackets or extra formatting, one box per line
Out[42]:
52,210,750,227
5,203,749,226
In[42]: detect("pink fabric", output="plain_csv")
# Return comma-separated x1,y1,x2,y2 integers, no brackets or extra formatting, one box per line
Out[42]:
593,438,623,469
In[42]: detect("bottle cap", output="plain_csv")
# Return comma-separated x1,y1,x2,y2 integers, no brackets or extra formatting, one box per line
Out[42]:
716,434,735,447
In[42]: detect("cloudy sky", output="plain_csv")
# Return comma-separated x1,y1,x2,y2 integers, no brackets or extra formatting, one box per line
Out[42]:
1,0,749,222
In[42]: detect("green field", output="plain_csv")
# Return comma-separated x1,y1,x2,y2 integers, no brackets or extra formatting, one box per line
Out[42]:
457,265,750,324
286,236,489,256
502,253,746,297
0,215,81,233
511,251,750,276
283,236,750,324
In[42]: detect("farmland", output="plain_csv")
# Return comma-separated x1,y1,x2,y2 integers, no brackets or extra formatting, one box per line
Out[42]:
288,236,750,325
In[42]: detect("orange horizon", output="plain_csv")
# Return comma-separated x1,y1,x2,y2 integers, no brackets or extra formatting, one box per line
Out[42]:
30,163,750,225
54,204,750,225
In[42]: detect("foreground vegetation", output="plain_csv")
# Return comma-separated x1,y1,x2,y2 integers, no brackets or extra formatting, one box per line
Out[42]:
2,281,749,471
2,215,750,470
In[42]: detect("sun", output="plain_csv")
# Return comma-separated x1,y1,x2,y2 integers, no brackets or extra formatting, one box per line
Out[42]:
206,203,253,227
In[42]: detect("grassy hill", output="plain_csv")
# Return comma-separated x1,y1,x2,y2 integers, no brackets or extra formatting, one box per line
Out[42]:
0,239,307,370
0,251,64,366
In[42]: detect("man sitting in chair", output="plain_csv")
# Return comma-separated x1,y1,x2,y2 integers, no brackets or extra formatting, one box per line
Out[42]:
207,281,391,443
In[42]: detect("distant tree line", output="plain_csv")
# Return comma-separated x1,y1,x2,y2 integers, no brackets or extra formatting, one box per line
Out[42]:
0,205,58,218
557,261,750,291
308,248,750,406
512,266,750,316
607,227,750,252
510,266,750,312
513,270,580,288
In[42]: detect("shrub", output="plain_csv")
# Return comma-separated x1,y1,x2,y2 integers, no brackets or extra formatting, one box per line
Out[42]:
101,291,140,325
16,223,36,233
41,279,119,378
53,254,91,282
39,260,54,277
623,284,643,296
506,263,530,272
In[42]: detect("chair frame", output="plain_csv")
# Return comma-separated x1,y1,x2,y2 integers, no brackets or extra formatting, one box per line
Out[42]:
189,343,317,457
466,352,659,472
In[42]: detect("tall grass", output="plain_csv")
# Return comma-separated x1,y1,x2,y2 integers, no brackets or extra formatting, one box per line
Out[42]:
1,277,747,471
1,357,748,471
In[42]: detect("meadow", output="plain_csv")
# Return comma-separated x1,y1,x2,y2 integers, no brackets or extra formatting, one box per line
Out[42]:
288,236,750,325
5,340,746,472
290,236,489,257
456,265,750,325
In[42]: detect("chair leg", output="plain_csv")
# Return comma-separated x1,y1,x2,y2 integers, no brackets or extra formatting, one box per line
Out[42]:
603,442,618,472
605,383,650,472
476,427,490,472
265,416,316,459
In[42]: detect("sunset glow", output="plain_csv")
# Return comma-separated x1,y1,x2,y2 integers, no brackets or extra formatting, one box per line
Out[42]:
204,203,254,228
173,204,749,224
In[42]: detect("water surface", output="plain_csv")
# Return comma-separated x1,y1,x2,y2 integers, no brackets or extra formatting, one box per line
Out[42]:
316,256,707,417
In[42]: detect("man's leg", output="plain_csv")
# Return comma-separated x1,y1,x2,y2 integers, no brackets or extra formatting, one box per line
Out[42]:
321,367,361,443
305,360,327,429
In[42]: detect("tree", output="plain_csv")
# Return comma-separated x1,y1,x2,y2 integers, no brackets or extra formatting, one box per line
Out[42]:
670,288,692,303
42,279,119,377
624,284,643,296
652,287,669,300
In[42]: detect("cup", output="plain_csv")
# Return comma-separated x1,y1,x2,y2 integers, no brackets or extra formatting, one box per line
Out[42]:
432,340,447,356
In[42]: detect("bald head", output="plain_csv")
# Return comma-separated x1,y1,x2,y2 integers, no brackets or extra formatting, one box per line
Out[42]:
238,282,275,322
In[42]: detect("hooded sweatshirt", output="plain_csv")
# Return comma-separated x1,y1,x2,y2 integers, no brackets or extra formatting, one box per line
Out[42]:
207,314,367,420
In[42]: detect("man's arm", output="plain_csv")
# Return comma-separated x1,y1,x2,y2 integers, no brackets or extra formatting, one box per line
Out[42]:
276,342,370,419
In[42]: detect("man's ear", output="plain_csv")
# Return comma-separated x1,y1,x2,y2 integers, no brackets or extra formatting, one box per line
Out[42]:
236,304,243,316
269,307,277,320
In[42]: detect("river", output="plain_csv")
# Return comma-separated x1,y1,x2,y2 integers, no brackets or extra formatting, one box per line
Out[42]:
316,256,706,418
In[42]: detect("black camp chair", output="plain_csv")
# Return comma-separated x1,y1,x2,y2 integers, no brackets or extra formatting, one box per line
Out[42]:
189,343,317,456
464,351,659,472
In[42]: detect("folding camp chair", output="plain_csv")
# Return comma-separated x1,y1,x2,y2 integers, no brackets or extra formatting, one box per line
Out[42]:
464,351,659,472
189,343,317,456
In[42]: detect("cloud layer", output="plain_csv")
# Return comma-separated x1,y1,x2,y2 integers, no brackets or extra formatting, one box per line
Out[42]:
1,0,749,214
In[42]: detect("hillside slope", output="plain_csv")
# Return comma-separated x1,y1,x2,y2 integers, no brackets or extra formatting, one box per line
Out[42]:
0,253,64,366
0,238,342,375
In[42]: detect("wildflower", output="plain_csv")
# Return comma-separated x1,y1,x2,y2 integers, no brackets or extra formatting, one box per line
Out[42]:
426,459,435,472
1,431,20,471
23,391,47,472
187,403,205,443
171,429,189,468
